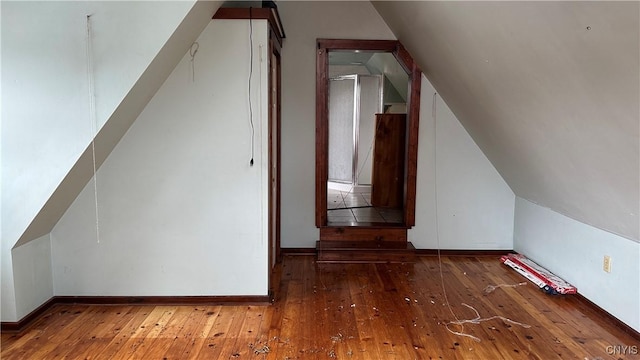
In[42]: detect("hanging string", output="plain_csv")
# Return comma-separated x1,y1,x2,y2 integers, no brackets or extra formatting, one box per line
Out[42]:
86,14,100,244
258,43,264,155
433,92,463,331
432,92,530,341
189,42,199,83
247,8,255,166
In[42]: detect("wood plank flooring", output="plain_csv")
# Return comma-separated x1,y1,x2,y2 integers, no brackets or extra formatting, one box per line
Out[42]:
2,255,638,359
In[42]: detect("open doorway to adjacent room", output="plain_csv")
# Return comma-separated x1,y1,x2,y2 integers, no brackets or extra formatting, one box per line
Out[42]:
326,53,409,226
316,39,422,233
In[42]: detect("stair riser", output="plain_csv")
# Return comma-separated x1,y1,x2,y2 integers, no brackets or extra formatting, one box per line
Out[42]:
320,227,407,241
317,255,415,263
317,251,416,263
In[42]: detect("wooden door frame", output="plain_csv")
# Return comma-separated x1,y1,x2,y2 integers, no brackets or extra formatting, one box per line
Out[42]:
315,39,422,228
268,27,282,298
213,5,286,300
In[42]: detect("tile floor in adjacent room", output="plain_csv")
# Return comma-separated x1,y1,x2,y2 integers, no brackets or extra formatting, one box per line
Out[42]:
327,188,403,225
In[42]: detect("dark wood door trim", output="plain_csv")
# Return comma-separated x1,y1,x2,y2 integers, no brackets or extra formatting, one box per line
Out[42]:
403,60,422,226
316,45,329,227
371,114,406,209
213,7,285,48
268,30,282,299
315,39,422,229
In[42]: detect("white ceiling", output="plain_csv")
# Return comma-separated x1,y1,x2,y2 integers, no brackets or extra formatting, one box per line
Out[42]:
372,1,639,241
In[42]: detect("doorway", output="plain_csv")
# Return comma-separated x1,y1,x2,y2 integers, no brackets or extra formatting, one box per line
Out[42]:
327,72,405,226
316,39,422,240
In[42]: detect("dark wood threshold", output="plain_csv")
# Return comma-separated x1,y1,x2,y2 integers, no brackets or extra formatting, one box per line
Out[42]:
316,240,416,264
318,240,413,250
319,226,408,242
1,295,270,333
325,222,407,227
283,248,516,257
281,247,317,255
416,249,514,256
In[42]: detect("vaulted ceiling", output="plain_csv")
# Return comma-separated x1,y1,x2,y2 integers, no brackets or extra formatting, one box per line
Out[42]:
373,1,639,241
9,0,223,248
7,1,638,249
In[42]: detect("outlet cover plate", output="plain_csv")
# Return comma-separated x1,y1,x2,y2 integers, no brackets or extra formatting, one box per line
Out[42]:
603,255,612,273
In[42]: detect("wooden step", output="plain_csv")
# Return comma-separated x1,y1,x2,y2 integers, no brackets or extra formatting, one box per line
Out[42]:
316,240,416,263
319,226,407,242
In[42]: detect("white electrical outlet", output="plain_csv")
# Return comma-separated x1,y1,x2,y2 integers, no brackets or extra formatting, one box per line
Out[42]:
603,255,612,273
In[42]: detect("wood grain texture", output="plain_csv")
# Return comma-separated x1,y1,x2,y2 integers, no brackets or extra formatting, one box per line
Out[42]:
0,297,57,332
316,241,416,264
371,114,406,209
54,296,270,306
319,226,407,242
316,46,329,227
2,256,638,359
316,39,397,52
416,249,513,256
403,61,421,227
213,7,285,47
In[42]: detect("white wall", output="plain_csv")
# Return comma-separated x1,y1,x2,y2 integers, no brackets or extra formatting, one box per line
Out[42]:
278,1,396,248
1,0,194,255
2,2,94,319
88,2,197,129
1,1,195,320
12,234,53,320
277,1,514,249
51,20,270,297
514,198,640,332
367,53,408,102
409,76,515,249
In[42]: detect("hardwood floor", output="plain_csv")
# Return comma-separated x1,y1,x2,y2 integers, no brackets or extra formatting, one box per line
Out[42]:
2,255,638,359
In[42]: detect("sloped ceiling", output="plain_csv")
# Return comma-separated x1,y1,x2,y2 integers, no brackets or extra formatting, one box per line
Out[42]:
373,1,639,241
13,0,223,248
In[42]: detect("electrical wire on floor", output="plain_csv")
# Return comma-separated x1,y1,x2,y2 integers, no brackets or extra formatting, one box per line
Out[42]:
431,92,530,342
445,304,531,342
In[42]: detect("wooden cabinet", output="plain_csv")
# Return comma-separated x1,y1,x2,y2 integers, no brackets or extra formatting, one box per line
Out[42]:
371,113,406,209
